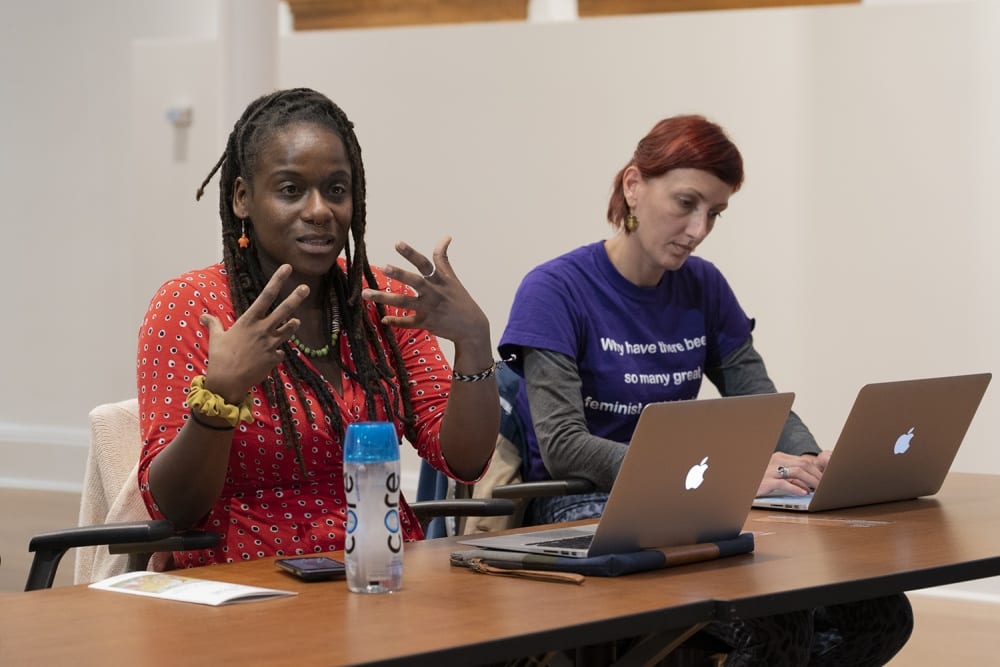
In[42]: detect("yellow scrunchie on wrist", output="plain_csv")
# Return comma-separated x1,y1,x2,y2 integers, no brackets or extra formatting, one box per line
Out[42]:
187,375,254,428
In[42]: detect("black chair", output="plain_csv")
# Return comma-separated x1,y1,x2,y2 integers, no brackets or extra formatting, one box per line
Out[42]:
24,398,512,591
26,495,514,592
26,520,217,591
484,363,596,523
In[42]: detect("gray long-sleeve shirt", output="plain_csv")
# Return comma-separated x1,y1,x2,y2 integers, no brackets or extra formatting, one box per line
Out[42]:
523,339,819,492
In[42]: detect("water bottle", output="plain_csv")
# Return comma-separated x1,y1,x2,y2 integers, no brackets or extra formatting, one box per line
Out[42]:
343,421,404,594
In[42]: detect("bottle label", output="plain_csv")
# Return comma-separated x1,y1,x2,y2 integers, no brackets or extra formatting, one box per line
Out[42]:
345,468,402,554
344,462,403,592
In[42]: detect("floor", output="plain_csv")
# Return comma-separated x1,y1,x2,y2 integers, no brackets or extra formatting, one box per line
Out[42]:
1,488,996,664
1,487,80,591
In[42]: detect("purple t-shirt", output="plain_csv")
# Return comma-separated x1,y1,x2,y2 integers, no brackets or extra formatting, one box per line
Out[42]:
499,242,753,478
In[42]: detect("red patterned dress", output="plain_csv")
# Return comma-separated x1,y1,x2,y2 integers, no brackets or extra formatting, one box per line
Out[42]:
137,262,460,568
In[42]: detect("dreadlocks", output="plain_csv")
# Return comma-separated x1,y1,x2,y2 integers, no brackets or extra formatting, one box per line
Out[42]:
196,88,418,474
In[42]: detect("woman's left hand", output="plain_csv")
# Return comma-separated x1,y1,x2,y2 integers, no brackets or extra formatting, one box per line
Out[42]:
362,237,490,345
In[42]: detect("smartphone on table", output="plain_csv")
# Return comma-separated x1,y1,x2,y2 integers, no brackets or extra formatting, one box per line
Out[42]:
275,556,346,581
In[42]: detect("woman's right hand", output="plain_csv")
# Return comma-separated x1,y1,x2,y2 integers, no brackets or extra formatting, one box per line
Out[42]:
198,264,309,404
756,451,828,498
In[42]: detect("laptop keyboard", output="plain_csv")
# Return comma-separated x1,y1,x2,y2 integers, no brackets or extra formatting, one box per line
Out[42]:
528,535,594,550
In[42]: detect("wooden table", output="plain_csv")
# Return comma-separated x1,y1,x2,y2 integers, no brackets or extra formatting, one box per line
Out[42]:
2,473,998,666
710,471,1000,619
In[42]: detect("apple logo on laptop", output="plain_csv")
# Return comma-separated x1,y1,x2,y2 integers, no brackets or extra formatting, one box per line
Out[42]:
685,457,709,490
893,427,915,455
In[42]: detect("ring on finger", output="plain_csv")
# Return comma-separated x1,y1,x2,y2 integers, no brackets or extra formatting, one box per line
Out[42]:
422,267,436,279
777,465,790,480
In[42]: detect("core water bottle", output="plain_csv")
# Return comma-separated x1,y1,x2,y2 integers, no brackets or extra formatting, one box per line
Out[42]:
343,421,404,594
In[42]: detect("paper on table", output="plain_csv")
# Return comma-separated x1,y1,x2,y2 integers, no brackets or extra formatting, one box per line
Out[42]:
88,570,297,606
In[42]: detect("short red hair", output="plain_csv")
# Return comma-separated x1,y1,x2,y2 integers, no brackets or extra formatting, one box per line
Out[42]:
607,115,744,227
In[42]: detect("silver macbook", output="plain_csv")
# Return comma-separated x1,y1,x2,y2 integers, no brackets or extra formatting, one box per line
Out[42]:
459,393,794,558
753,373,991,512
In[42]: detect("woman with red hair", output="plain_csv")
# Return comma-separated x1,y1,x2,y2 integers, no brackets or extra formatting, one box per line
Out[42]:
499,115,912,665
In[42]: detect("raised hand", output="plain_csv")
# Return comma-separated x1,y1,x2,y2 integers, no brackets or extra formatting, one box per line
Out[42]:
362,237,490,346
199,264,309,403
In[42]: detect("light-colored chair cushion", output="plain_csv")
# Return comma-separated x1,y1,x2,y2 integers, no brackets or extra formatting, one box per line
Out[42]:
73,398,168,584
458,434,526,535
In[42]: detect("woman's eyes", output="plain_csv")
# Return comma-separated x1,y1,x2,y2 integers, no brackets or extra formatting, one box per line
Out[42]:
276,183,348,199
674,196,723,220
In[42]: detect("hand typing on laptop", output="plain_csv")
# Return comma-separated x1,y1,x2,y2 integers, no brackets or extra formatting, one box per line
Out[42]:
757,451,831,497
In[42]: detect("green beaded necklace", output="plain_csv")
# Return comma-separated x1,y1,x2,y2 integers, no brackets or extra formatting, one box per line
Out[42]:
290,299,341,359
289,331,340,358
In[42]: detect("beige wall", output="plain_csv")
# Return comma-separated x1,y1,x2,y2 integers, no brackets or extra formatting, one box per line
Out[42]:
275,2,996,483
0,0,218,489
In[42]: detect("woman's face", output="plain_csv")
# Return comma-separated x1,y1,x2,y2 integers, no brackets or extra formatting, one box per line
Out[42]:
624,167,734,276
233,121,353,288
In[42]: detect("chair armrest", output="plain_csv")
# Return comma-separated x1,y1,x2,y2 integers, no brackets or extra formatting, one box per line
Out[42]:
411,498,516,520
25,520,177,591
29,520,175,553
410,498,516,535
491,478,596,500
109,530,223,573
108,530,222,555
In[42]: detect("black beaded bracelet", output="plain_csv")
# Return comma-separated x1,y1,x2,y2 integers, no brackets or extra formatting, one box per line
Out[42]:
452,362,498,383
451,354,516,383
189,408,236,431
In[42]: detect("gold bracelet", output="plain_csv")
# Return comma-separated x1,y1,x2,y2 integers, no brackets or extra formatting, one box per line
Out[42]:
187,375,254,428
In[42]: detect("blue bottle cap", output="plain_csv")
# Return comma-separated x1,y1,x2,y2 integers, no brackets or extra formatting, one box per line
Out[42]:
344,422,400,463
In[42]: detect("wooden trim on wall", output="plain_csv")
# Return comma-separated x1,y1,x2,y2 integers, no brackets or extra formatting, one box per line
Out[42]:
286,1,527,31
286,0,859,31
578,0,858,18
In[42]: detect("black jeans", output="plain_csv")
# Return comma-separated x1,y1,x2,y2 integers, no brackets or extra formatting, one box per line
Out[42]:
701,594,914,666
530,493,914,667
